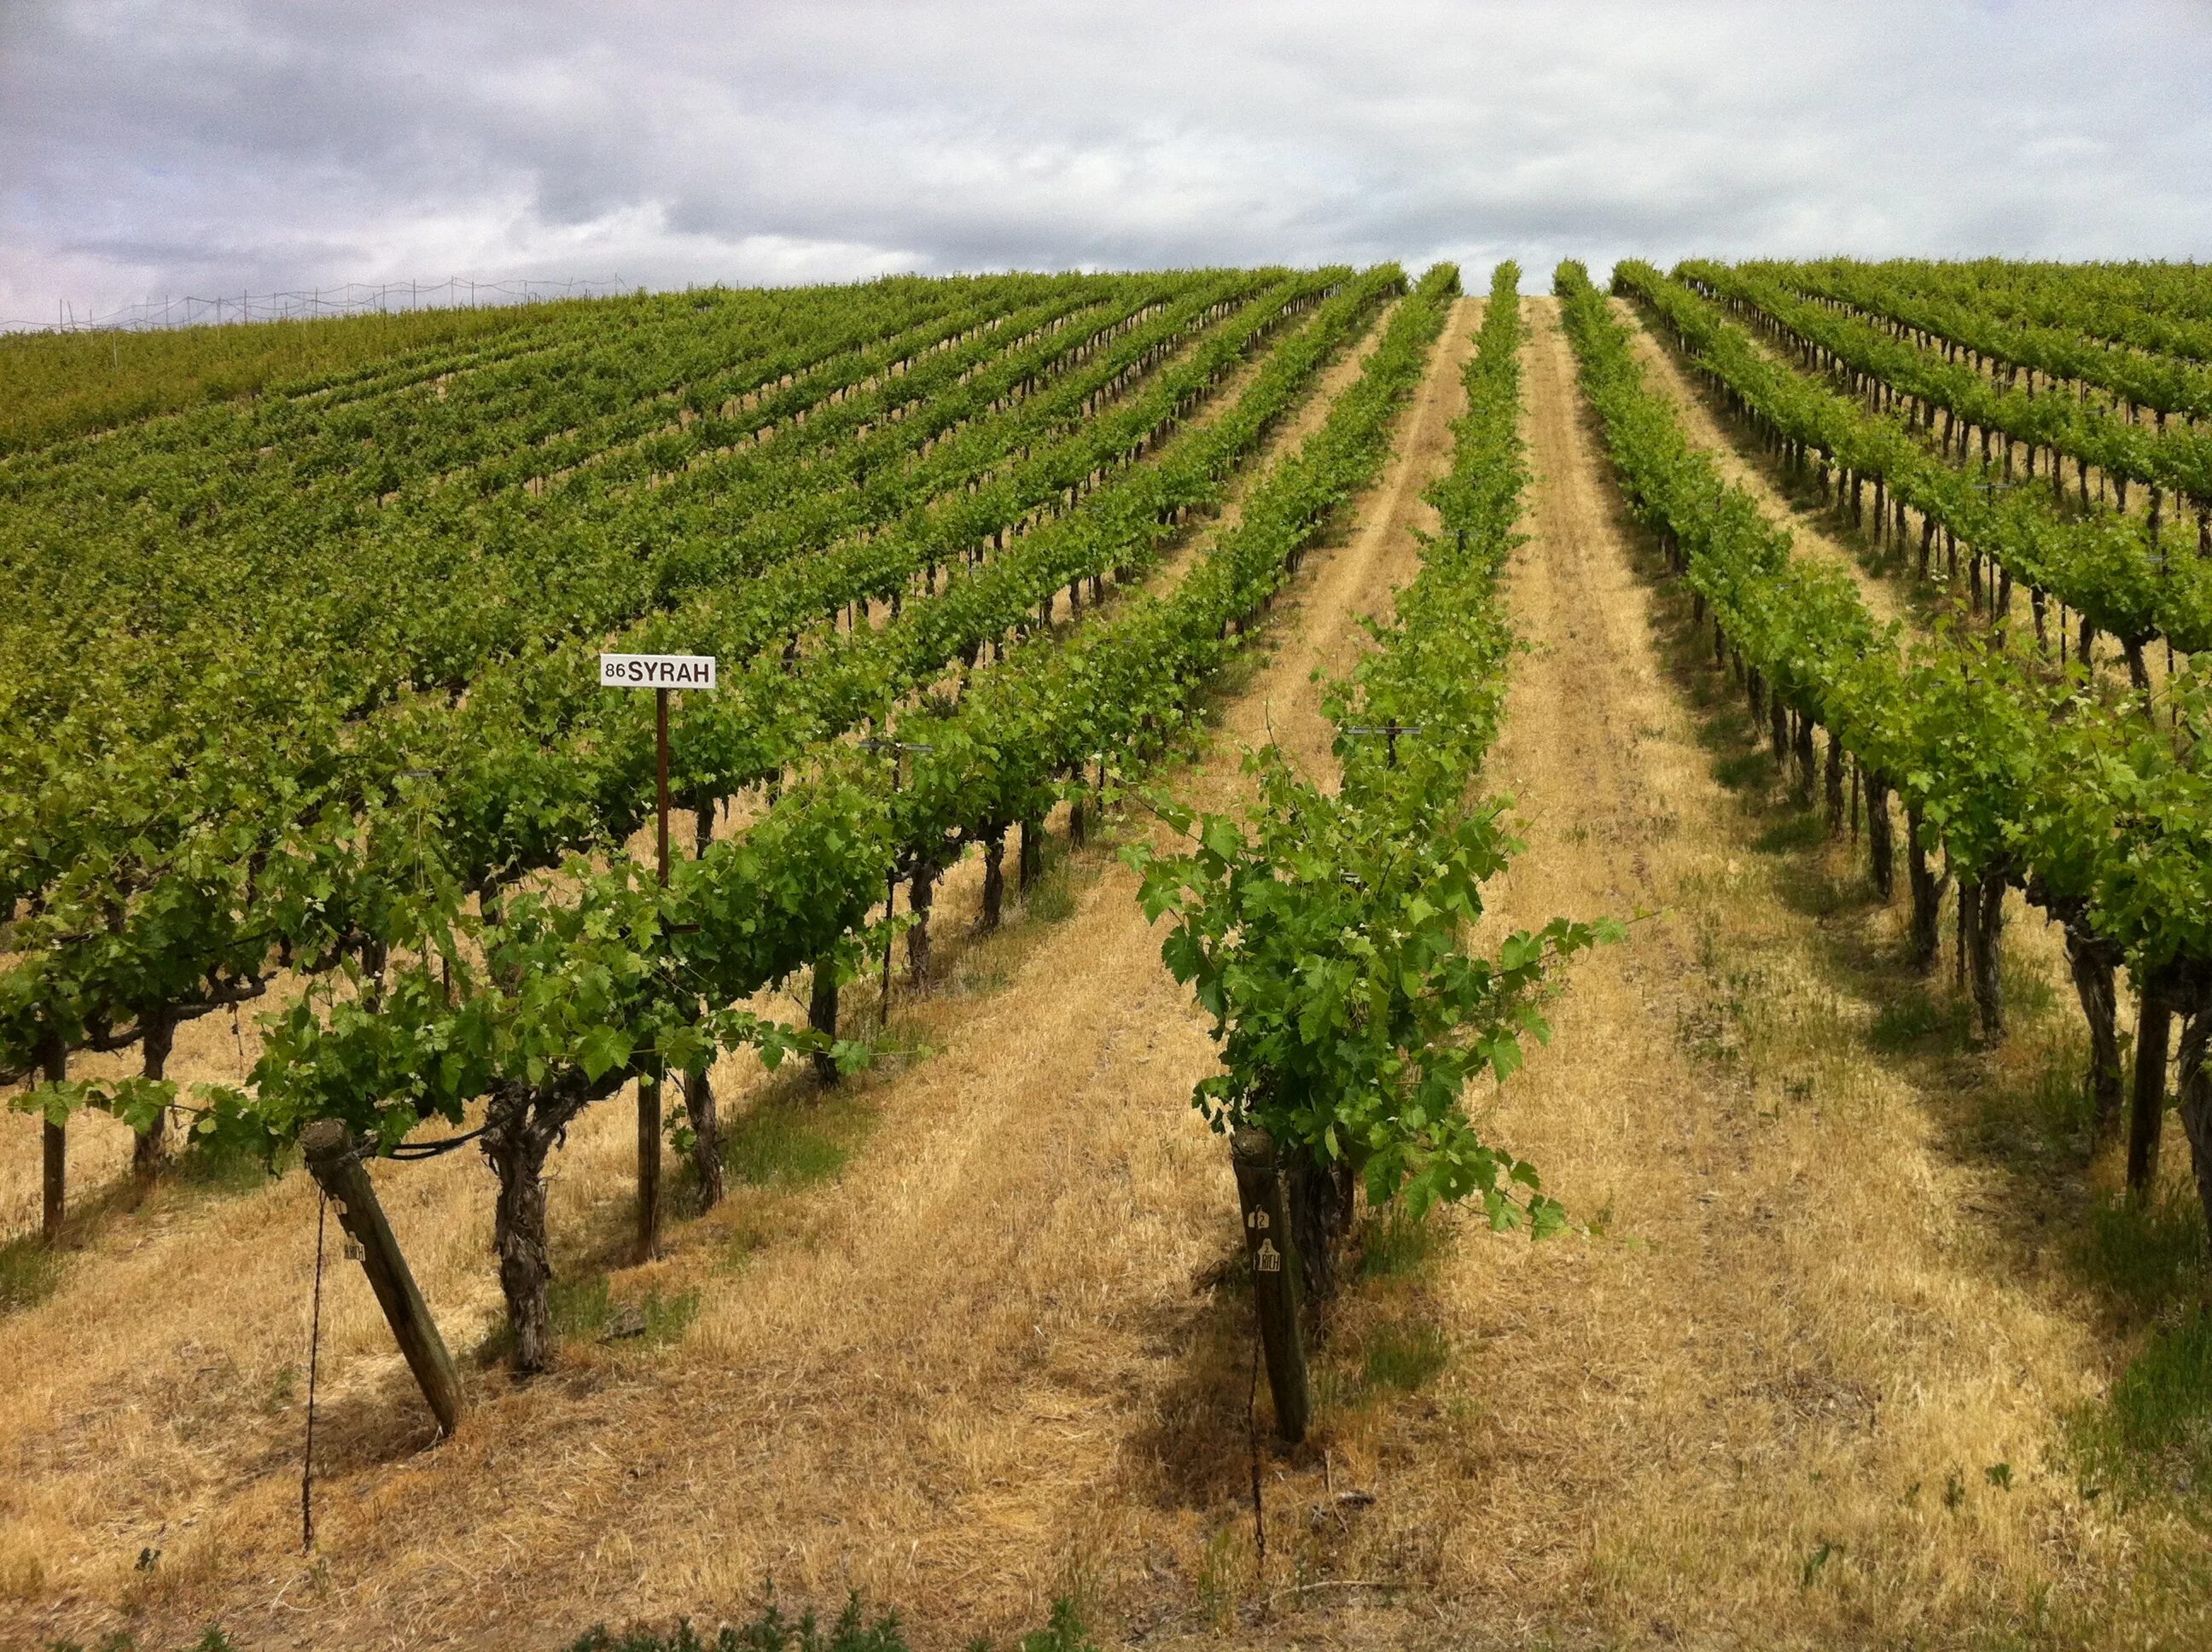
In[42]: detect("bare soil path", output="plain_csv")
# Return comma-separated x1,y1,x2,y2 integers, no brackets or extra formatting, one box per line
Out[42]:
1307,299,2170,1650
1616,297,1910,628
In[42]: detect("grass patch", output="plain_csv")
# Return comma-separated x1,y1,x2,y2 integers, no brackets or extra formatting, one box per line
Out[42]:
551,1273,701,1347
2000,957,2060,1022
0,1231,61,1315
46,1632,236,1652
1712,749,1773,790
172,1133,276,1197
1021,866,1077,924
2072,1312,2212,1499
1869,987,1972,1056
946,958,1012,997
1357,1207,1448,1280
1361,1320,1450,1393
2077,1190,2209,1316
1983,1035,2098,1151
725,1098,856,1189
1752,812,1826,855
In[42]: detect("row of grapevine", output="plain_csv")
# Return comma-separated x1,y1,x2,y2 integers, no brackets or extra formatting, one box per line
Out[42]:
90,265,1432,1373
1136,265,1610,1328
0,270,1281,935
1881,260,2212,368
1679,260,2212,544
1555,260,2212,1235
1613,263,2212,666
2,272,1354,1234
0,290,598,454
1766,259,2212,422
0,276,1167,751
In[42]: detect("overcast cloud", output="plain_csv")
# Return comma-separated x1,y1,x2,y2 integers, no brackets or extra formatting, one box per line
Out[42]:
2,0,2209,323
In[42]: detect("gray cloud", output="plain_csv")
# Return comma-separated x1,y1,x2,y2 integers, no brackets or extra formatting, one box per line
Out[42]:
3,0,2209,323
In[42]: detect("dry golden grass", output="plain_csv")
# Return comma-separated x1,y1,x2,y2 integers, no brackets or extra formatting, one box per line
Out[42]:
3,294,2204,1652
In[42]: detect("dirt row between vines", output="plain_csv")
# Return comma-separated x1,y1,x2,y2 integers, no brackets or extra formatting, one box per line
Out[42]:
1384,297,2190,1649
1621,296,2095,1038
0,296,1471,1650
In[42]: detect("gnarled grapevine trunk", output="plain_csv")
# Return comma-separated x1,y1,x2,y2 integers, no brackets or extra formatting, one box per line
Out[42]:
687,1066,723,1212
2172,987,2212,1246
1962,872,2007,1045
981,832,1006,931
2060,920,2125,1140
134,1004,178,1178
906,868,936,987
1824,734,1845,836
1866,771,1895,903
809,960,841,1085
2128,971,2174,1195
1019,812,1045,894
1286,1153,1357,1309
485,1086,561,1376
40,1035,65,1243
1904,802,1945,969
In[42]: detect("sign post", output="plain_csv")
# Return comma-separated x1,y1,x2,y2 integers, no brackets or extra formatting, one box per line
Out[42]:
858,738,932,1028
599,653,717,1259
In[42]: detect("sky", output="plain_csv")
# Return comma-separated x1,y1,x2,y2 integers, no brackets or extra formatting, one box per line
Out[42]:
2,0,2209,325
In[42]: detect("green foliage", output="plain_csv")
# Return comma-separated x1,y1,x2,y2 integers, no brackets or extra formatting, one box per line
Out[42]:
1016,1599,1100,1652
1,265,1342,1138
0,300,546,452
1686,257,2212,557
1623,259,2212,653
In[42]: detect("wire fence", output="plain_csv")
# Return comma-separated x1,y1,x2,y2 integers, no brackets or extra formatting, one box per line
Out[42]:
3,274,628,334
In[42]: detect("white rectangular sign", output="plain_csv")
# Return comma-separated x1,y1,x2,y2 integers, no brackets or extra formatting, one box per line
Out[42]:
599,653,718,689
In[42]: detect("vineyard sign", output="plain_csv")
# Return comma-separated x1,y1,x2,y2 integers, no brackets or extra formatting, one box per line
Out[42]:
596,653,719,887
599,652,718,689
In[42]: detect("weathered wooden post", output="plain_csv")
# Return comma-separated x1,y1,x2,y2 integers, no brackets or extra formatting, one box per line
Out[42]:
1231,1126,1311,1444
40,1035,66,1244
300,1120,464,1435
636,1067,662,1260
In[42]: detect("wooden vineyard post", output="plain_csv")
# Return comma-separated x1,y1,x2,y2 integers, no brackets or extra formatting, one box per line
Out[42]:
300,1121,464,1436
640,682,670,1262
859,740,933,1027
39,1034,65,1244
637,1065,662,1261
1231,1126,1311,1444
